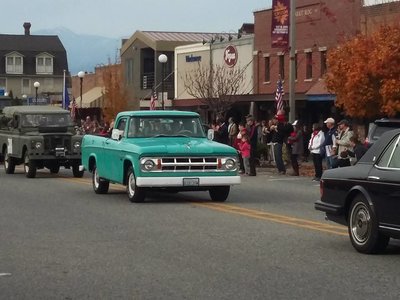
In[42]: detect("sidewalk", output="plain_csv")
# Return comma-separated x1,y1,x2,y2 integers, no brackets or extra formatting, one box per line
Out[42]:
256,160,315,177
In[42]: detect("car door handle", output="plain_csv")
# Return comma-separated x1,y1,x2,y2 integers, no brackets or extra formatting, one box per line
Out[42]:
368,176,380,181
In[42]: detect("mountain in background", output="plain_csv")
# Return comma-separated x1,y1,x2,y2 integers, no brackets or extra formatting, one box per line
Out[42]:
34,27,122,75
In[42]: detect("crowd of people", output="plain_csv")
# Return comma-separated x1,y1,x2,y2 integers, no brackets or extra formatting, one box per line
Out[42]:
211,113,368,180
75,115,114,136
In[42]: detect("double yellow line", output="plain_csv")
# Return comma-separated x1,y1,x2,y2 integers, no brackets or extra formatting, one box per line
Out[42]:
61,176,348,236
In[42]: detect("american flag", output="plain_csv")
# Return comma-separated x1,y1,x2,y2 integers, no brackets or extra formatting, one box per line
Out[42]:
70,97,77,121
275,78,284,113
150,89,157,110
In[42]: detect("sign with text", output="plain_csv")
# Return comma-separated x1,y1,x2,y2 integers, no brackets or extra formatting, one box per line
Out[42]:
223,45,238,67
271,0,290,48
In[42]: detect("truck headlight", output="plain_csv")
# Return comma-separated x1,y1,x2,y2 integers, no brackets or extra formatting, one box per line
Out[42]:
73,141,81,149
32,141,42,149
142,159,156,171
224,158,236,170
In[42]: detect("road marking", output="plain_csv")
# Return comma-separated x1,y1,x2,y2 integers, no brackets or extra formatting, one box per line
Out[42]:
59,176,348,236
0,273,11,277
192,202,348,236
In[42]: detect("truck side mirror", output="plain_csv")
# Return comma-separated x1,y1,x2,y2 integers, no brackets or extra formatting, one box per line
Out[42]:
111,129,123,141
207,129,214,141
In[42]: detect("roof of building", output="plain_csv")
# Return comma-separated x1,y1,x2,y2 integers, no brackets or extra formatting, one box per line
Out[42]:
121,30,240,54
0,34,68,76
0,34,65,52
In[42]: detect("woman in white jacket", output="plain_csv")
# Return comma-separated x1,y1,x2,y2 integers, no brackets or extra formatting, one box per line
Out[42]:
308,123,325,181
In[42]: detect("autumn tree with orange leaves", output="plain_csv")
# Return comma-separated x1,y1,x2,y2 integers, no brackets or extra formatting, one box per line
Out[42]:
101,64,128,122
325,25,400,119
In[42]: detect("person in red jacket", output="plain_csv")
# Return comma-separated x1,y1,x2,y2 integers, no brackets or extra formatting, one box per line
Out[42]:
238,133,251,175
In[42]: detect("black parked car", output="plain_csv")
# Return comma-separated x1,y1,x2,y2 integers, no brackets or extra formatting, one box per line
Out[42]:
315,129,400,254
366,118,400,146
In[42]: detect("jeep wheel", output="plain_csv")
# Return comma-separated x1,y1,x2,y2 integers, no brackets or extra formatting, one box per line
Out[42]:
209,186,230,202
348,195,390,254
92,164,109,194
24,153,37,178
4,149,15,174
126,166,145,203
49,165,60,174
72,163,84,178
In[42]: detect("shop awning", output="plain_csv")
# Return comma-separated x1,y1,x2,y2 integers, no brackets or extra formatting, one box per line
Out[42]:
305,79,335,101
75,87,105,108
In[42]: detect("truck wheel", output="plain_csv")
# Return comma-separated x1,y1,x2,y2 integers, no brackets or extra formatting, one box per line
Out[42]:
126,167,145,203
49,165,60,174
24,153,37,178
348,195,390,254
72,163,84,178
92,164,109,194
209,186,230,202
4,149,15,174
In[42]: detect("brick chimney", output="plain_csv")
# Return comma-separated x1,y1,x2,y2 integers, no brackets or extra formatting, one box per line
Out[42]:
23,22,31,35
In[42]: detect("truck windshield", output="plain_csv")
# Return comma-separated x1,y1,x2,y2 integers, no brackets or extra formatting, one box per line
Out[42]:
127,116,206,138
21,113,73,128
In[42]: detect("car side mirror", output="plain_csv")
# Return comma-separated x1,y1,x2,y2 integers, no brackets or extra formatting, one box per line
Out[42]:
207,129,214,140
111,129,123,141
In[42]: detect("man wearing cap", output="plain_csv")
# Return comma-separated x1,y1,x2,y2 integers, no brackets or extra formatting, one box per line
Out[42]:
333,119,353,167
322,117,337,169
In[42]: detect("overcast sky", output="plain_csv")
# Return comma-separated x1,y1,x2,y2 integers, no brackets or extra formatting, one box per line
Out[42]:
1,0,271,38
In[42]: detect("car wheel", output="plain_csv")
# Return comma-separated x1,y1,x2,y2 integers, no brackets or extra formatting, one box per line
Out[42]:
72,163,84,178
348,195,390,254
49,165,60,174
24,153,37,178
92,164,109,194
4,148,15,174
209,186,230,202
126,166,145,203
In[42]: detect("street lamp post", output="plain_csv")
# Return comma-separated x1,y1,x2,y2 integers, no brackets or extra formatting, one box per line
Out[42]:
33,81,40,105
78,71,85,108
158,54,168,110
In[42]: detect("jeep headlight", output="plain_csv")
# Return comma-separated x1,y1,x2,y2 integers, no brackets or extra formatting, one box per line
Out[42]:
141,159,156,171
223,158,237,170
73,141,81,149
31,141,42,149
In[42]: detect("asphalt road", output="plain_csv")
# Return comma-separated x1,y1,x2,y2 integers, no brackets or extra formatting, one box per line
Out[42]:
1,167,399,299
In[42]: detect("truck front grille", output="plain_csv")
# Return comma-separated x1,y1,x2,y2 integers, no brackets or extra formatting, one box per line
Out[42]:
43,136,72,152
160,157,218,172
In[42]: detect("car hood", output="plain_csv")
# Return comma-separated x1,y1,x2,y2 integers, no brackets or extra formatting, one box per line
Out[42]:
124,137,237,156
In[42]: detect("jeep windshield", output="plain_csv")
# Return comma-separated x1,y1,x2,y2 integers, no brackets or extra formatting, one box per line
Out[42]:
21,113,73,128
126,116,206,138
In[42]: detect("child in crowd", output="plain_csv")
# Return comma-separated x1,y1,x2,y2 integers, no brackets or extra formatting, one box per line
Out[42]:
238,133,251,175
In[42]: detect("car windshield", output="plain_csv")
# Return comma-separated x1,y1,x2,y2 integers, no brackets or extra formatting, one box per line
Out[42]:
127,116,206,138
21,113,73,128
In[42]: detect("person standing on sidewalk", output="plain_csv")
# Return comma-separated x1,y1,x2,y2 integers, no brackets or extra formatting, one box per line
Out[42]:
322,117,337,169
287,120,304,176
238,133,251,175
246,115,258,176
308,123,325,181
227,117,238,147
271,114,290,175
333,119,353,167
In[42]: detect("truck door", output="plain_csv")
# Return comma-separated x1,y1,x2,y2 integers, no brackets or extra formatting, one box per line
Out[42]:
103,117,127,182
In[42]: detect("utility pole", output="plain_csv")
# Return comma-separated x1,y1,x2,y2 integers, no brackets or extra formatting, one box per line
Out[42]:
289,0,296,123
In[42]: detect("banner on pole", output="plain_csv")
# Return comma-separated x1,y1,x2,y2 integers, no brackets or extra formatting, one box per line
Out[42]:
271,0,290,48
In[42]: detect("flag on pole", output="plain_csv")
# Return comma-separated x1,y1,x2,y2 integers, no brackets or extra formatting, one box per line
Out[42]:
275,78,284,114
150,88,157,110
62,70,70,109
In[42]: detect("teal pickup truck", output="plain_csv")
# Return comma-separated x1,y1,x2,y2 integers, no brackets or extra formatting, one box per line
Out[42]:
81,110,240,202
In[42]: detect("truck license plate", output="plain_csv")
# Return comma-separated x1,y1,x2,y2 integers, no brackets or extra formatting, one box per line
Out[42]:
183,178,199,186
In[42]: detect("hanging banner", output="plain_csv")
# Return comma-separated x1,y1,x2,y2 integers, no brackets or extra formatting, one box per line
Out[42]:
271,0,290,48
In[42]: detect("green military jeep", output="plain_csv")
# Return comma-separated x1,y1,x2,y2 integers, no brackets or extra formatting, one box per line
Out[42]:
0,106,83,178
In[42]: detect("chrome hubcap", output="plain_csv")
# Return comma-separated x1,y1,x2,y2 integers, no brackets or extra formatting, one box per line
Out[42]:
94,168,99,188
351,203,371,245
128,173,135,197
